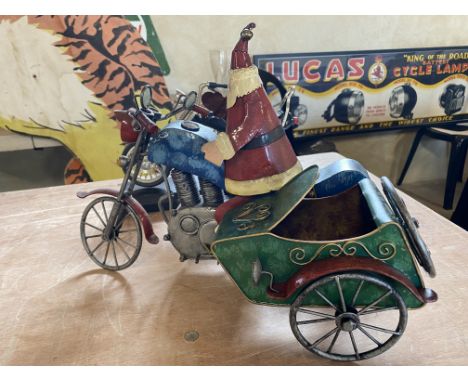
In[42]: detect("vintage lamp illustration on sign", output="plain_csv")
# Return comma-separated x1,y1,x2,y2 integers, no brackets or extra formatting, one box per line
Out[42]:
439,84,466,115
322,89,365,125
389,84,418,120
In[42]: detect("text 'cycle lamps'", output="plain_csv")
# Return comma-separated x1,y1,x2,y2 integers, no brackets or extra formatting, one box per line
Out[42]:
322,89,365,125
389,84,418,120
440,84,466,116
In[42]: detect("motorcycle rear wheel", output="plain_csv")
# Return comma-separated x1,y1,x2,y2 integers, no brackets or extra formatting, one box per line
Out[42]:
122,143,165,188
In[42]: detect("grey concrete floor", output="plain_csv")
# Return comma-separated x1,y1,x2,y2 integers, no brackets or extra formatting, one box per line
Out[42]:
0,146,72,192
399,179,464,220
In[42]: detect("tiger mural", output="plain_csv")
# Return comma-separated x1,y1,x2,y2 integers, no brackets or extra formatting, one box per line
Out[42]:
64,157,92,185
0,15,172,181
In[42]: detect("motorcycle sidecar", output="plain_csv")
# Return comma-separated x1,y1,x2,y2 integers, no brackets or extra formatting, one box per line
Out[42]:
211,165,437,361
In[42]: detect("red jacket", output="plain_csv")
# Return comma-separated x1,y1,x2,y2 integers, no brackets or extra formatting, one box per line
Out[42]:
225,90,298,182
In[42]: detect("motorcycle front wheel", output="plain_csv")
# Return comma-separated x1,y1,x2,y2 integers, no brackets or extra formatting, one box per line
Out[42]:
80,196,143,271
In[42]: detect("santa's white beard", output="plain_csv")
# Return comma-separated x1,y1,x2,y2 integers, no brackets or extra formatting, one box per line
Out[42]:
227,65,263,109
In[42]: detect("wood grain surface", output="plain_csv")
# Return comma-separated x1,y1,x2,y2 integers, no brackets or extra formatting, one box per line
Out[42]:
0,152,467,365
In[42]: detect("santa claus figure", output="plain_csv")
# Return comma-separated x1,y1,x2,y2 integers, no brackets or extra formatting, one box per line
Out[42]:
202,23,302,196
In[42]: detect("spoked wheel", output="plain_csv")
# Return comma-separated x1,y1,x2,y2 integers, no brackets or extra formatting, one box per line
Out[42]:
290,273,407,361
122,143,164,187
80,196,142,271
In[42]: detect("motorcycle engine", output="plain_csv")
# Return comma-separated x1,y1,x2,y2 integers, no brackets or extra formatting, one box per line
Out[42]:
167,206,217,262
166,169,223,262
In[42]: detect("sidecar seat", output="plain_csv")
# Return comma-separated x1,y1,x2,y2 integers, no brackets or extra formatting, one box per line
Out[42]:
272,177,394,242
313,158,369,198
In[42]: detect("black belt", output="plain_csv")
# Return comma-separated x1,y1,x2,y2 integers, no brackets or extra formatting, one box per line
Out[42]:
241,125,285,150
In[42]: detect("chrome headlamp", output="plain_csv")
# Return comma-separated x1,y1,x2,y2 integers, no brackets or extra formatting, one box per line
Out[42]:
322,89,365,125
293,104,308,126
389,85,417,120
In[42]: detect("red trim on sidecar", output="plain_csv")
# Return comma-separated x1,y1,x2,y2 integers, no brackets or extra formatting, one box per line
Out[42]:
267,256,437,304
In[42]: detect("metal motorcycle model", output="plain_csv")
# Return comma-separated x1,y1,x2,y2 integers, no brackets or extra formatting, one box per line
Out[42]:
77,86,226,267
122,71,307,188
118,86,226,188
78,46,436,362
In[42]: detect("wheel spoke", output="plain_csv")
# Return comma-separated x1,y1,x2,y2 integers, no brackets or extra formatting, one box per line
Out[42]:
91,206,107,228
326,328,341,353
359,307,398,316
89,239,105,255
111,240,119,268
297,317,334,325
118,229,137,233
349,331,360,360
85,222,104,232
102,241,110,265
335,276,347,312
359,322,401,335
357,325,382,346
101,200,109,223
358,290,392,315
297,308,336,319
115,238,131,261
115,236,137,248
314,289,340,312
85,233,103,239
310,327,339,348
351,280,365,306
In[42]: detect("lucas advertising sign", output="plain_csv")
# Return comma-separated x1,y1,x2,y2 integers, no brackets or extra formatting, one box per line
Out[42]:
254,47,468,138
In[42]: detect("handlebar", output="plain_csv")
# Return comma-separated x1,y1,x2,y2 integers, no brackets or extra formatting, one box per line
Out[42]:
207,82,228,90
192,104,211,117
128,97,212,133
279,87,296,128
129,84,227,134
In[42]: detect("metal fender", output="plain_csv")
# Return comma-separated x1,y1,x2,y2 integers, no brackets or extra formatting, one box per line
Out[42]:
77,189,159,244
267,256,437,304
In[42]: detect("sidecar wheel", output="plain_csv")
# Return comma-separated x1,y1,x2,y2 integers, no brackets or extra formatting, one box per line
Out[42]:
80,196,142,271
290,272,407,361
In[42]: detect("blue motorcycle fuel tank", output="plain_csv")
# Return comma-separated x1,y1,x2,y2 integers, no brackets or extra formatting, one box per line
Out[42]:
147,120,225,189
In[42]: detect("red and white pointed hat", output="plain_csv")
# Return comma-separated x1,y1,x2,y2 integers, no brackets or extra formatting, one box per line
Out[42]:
226,23,265,109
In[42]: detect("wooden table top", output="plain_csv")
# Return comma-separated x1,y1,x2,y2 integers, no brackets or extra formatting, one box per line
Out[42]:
0,152,467,365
